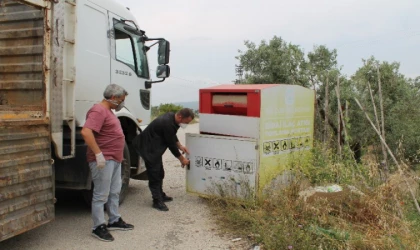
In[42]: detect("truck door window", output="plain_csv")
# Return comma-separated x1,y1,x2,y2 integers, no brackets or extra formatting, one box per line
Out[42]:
115,29,136,72
133,38,149,79
113,22,149,79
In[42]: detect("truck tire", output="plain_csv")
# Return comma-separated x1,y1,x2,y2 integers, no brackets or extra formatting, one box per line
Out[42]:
131,170,149,180
82,143,131,206
119,143,131,203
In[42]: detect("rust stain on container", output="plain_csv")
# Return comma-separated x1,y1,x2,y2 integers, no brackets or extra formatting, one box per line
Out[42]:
0,113,32,119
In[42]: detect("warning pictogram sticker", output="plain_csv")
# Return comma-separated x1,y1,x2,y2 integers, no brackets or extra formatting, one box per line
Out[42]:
233,161,244,173
243,162,254,174
304,136,311,147
298,137,304,148
281,140,288,151
195,156,203,167
290,138,296,150
222,160,232,171
214,159,222,170
263,142,272,154
204,157,212,170
272,141,280,153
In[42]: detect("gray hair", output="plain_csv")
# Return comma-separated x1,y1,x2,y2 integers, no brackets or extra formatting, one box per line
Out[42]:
103,84,128,99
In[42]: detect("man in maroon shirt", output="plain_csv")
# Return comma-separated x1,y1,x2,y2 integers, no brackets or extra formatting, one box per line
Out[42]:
81,84,134,242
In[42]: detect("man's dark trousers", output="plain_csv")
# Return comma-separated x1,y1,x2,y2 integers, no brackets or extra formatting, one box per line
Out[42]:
144,158,165,202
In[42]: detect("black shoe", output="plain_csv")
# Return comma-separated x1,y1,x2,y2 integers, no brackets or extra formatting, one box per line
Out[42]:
107,218,134,231
162,194,173,202
92,224,114,242
153,200,169,211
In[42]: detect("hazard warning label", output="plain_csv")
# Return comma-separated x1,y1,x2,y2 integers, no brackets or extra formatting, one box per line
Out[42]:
262,135,311,157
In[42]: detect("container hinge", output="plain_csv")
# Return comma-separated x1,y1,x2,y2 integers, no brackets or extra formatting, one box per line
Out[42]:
255,144,259,150
65,0,76,6
64,39,75,44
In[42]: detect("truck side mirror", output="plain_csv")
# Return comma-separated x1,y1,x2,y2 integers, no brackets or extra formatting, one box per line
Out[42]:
156,65,170,78
145,40,170,89
158,40,170,65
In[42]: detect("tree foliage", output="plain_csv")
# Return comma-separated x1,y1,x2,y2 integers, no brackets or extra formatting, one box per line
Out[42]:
151,103,184,118
237,36,309,87
352,57,420,161
236,36,420,163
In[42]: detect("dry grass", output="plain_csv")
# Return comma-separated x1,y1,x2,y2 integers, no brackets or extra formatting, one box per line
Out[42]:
206,147,420,250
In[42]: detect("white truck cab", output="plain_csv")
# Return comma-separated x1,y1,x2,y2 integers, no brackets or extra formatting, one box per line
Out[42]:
51,0,171,199
0,0,170,241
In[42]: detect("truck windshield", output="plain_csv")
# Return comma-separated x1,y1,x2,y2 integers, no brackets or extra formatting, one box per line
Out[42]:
114,27,149,79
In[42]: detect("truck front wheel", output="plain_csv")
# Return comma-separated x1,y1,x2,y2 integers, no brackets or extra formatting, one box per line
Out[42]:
119,143,131,203
82,143,131,206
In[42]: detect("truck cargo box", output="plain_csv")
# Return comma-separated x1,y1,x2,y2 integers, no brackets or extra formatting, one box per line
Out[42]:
0,0,54,241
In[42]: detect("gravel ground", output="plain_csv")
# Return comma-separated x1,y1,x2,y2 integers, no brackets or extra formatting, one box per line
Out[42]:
0,124,248,250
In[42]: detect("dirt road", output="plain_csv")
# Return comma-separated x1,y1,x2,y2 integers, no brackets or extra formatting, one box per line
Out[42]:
0,124,242,250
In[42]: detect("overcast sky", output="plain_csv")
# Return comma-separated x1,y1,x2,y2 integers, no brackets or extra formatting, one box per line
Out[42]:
116,0,420,105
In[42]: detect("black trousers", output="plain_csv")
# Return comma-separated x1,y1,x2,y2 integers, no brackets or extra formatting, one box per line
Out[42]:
144,158,166,202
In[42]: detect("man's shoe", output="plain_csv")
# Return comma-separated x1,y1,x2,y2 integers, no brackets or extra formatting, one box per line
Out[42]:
153,200,169,211
107,218,134,231
162,194,173,202
92,224,114,242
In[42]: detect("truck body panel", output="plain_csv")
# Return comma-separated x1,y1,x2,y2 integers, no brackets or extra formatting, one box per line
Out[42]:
0,0,54,241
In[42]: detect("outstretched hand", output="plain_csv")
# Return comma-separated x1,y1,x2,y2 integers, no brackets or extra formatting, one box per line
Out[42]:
178,145,190,154
179,155,190,167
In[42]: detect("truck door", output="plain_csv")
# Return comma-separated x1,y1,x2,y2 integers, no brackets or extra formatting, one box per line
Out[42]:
108,12,151,124
0,0,54,241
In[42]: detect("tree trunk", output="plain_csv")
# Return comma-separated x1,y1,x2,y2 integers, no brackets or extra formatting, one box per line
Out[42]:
377,66,388,174
324,77,329,147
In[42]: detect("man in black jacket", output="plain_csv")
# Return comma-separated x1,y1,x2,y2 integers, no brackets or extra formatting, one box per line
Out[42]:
133,108,193,211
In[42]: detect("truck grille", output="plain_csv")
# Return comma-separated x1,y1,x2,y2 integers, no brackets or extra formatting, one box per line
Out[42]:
140,89,150,110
